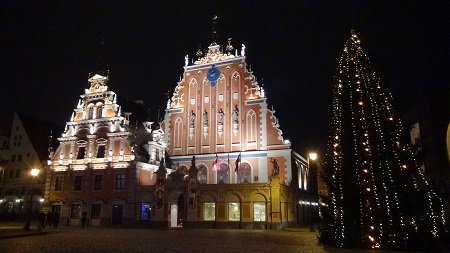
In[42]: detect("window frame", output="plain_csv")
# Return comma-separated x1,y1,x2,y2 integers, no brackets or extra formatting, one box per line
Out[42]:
114,174,125,190
93,174,103,191
73,175,83,191
228,202,240,221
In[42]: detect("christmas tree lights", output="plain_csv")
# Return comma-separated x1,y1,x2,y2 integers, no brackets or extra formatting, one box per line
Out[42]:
320,30,447,250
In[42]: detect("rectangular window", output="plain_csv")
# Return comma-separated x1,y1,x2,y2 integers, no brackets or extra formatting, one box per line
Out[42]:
96,146,106,158
11,154,16,162
93,175,103,190
17,154,22,162
54,175,63,191
74,176,83,191
15,169,20,178
9,169,14,178
71,203,81,218
203,202,216,221
253,202,266,221
77,147,86,159
228,202,240,221
91,204,102,219
115,174,125,190
140,203,151,221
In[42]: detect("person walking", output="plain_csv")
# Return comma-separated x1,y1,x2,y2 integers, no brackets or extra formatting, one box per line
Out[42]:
81,211,88,228
46,211,53,228
39,212,46,230
53,212,60,229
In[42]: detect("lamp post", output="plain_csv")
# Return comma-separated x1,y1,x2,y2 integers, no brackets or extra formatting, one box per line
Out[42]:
24,168,40,230
307,153,318,231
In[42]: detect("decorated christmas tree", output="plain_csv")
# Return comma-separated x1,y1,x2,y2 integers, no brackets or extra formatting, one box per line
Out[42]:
319,30,447,250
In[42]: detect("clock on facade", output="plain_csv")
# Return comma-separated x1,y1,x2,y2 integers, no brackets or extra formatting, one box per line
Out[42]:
206,65,221,86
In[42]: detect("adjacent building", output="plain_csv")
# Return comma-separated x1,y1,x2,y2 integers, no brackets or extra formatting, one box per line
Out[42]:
403,90,450,217
0,112,57,220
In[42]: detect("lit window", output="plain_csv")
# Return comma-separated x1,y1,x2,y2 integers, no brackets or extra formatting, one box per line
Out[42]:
140,203,151,221
204,202,215,221
254,202,266,221
228,202,240,221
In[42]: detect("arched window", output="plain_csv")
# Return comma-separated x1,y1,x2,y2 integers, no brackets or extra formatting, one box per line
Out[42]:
217,163,229,184
96,102,103,118
87,103,95,120
246,110,257,142
297,162,308,190
174,117,183,148
237,162,252,183
178,166,188,179
197,165,207,184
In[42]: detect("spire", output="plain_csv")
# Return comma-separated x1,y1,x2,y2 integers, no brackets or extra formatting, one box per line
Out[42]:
211,15,219,44
96,38,107,75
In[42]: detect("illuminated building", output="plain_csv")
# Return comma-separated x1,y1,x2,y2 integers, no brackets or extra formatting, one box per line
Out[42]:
156,38,309,229
44,40,313,229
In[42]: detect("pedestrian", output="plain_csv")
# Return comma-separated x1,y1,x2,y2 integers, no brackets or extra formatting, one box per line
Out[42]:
81,211,87,228
46,211,53,228
39,212,46,230
53,212,60,229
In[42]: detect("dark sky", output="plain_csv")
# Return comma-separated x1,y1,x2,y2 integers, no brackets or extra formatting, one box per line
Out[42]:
2,1,449,155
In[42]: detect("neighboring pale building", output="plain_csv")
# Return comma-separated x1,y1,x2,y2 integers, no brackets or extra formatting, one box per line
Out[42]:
0,112,56,219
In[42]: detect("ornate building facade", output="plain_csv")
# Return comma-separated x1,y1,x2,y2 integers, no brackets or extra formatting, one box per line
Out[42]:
44,40,311,229
156,41,308,229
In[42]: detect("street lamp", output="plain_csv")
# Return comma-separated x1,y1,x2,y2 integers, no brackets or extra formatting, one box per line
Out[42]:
24,168,40,230
307,153,318,231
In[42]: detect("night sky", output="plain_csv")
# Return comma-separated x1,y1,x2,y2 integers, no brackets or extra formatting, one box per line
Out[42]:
2,1,449,155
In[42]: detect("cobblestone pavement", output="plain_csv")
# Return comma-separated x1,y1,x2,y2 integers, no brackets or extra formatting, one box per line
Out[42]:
0,226,396,253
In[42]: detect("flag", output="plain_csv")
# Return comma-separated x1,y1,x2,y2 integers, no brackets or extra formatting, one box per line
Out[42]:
235,152,241,172
212,153,219,171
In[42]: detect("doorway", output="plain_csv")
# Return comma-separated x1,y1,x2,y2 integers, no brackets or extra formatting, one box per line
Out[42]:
112,204,123,225
169,194,184,227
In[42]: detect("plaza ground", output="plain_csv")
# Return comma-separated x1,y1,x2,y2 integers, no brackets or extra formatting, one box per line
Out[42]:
0,222,408,253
